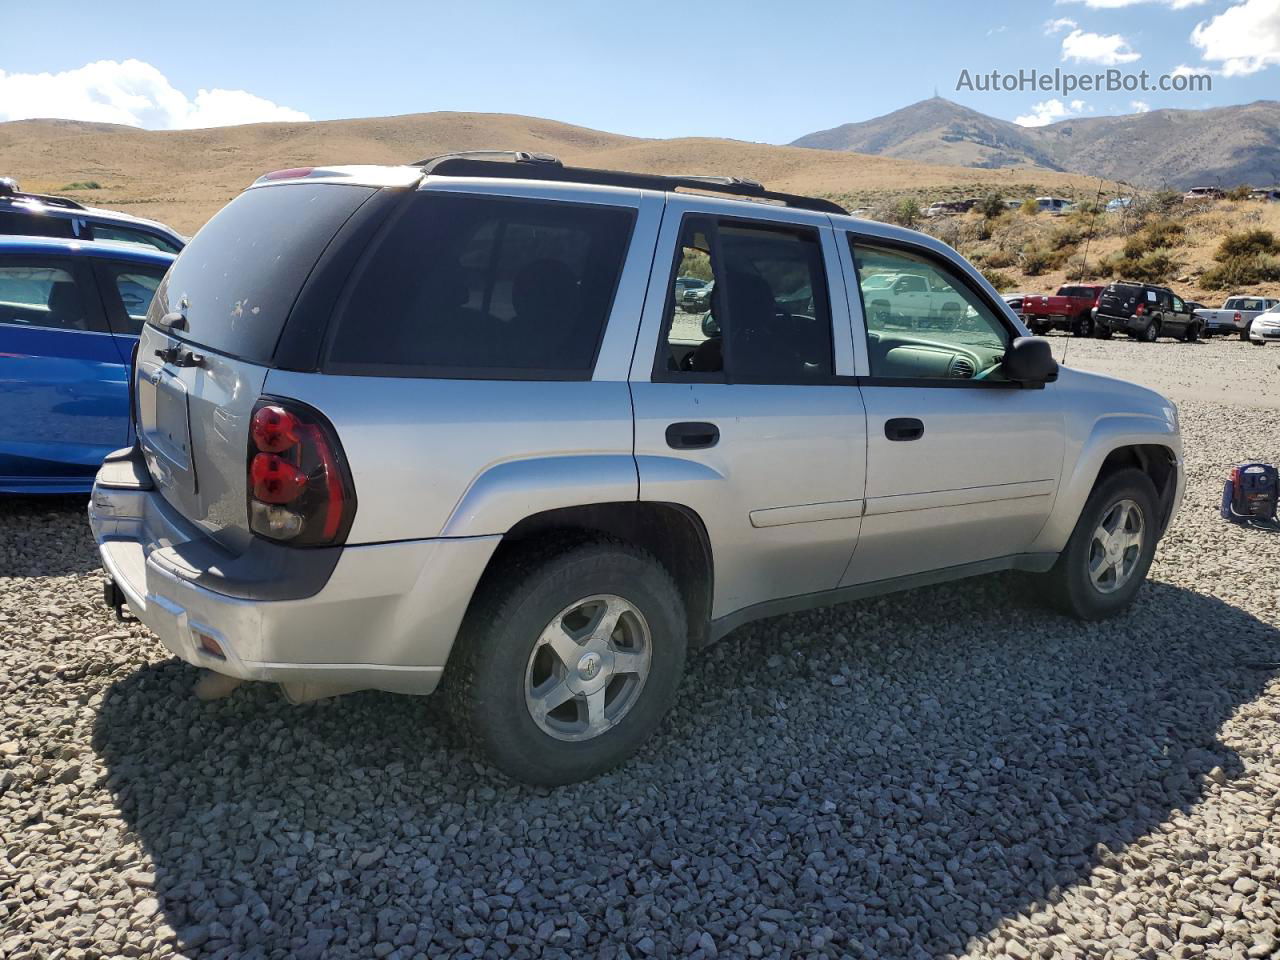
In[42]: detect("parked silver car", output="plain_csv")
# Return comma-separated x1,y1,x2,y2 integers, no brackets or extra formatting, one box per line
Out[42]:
89,154,1184,784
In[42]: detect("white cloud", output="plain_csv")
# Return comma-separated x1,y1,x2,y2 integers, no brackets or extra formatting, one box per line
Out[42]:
1057,0,1205,8
1131,99,1152,112
1191,0,1280,76
1061,28,1142,64
1045,17,1079,34
1170,62,1218,78
0,59,309,129
1015,98,1091,127
987,25,1008,36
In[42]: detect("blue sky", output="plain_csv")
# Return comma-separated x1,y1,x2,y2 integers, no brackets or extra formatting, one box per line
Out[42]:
0,0,1276,140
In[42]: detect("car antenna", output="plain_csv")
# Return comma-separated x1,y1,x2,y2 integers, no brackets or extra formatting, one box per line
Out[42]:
1062,174,1109,369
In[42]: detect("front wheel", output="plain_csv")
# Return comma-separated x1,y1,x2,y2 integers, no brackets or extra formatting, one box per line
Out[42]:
1040,468,1159,620
445,539,687,785
1185,323,1200,342
1252,339,1267,347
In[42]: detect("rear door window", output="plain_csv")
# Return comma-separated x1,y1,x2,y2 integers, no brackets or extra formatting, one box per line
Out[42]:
94,260,168,335
326,193,635,378
149,182,376,363
656,215,833,382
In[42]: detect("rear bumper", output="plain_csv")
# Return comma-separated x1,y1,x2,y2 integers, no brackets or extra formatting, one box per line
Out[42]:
1097,313,1150,334
90,458,500,695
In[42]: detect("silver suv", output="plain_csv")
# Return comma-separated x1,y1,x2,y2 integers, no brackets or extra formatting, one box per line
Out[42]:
89,153,1184,784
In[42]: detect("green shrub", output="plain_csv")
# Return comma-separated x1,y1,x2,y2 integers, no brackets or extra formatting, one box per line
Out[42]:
1142,218,1185,249
984,249,1017,269
891,197,921,228
1201,254,1280,289
1109,249,1179,283
1214,229,1278,261
1226,185,1253,202
59,181,101,190
980,268,1016,291
1020,198,1039,216
1021,244,1059,275
978,192,1007,219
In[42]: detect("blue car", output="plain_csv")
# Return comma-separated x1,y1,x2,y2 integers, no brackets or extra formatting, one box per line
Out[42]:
0,236,174,493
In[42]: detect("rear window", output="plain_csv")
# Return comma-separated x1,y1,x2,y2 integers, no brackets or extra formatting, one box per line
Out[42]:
326,193,635,378
149,183,375,362
0,210,78,240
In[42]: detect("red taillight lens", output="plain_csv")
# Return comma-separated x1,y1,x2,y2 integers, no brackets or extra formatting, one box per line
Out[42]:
251,405,300,453
1134,303,1145,316
250,453,309,503
261,167,315,181
1234,312,1242,323
246,398,355,546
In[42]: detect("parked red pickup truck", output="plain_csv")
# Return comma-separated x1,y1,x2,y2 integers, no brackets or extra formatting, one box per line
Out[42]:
1022,285,1104,337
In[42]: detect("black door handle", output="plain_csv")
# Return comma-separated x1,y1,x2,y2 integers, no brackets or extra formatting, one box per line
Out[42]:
885,417,924,442
666,421,719,450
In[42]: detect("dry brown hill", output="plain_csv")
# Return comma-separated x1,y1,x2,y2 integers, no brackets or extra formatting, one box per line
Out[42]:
0,112,1106,235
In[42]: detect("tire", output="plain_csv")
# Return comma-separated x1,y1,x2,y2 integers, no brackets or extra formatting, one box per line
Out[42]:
1041,468,1160,621
1252,339,1267,347
1071,313,1093,338
1142,320,1160,343
1094,326,1113,340
1185,323,1200,342
444,538,687,785
1240,323,1252,342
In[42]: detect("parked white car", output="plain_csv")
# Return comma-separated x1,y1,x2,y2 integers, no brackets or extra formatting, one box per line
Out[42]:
1249,302,1280,345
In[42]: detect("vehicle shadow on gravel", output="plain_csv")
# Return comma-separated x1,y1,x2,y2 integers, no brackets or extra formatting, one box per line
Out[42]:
92,577,1277,959
0,495,100,576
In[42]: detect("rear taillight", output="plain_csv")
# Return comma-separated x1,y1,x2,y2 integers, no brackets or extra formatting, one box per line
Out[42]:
247,398,355,546
1135,303,1145,316
1233,311,1242,323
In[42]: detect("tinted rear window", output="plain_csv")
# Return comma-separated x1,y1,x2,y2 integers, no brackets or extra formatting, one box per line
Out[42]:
148,183,375,362
0,210,78,240
326,192,635,379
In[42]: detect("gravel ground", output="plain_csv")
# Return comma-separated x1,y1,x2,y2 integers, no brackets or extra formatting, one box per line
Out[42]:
2,337,1279,960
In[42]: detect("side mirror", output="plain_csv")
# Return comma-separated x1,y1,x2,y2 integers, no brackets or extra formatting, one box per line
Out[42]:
1004,336,1059,387
701,313,720,338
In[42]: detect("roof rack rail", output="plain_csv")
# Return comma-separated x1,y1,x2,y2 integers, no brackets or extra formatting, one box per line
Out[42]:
412,151,846,215
0,183,87,211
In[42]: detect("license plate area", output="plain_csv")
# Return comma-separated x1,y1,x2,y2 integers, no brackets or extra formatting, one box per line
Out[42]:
137,362,197,494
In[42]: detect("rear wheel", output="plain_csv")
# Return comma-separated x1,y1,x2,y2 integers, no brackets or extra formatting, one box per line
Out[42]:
1240,323,1252,342
1142,320,1160,343
445,539,687,785
1071,312,1093,338
1041,468,1159,620
1094,326,1113,340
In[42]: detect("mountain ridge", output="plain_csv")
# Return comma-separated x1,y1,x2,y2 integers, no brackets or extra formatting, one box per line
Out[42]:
792,97,1280,188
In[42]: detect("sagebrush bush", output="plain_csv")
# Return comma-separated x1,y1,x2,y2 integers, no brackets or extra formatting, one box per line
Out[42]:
1202,254,1280,289
1215,229,1278,261
980,268,1016,291
1021,245,1061,275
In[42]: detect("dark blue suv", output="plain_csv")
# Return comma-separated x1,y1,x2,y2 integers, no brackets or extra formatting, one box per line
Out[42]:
0,236,174,493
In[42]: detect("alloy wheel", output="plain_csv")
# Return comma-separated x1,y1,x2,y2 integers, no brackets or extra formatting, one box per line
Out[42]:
524,595,652,742
1088,498,1145,594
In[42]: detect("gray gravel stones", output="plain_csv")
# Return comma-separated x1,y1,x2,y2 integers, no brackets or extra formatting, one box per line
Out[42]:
1,337,1279,959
